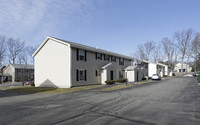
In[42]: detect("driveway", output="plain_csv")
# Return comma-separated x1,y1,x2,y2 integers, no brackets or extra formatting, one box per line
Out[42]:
0,76,200,125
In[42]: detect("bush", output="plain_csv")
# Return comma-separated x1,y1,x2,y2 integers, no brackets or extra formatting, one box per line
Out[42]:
105,80,115,85
163,75,168,77
116,78,127,83
142,77,146,80
30,82,35,86
148,77,152,80
172,73,176,76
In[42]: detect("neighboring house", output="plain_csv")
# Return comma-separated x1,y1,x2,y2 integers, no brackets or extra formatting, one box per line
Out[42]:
33,36,132,88
143,61,171,77
174,63,192,73
142,60,157,77
3,64,34,82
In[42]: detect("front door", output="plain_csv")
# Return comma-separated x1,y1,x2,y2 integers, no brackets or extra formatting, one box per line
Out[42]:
137,71,139,81
110,71,114,80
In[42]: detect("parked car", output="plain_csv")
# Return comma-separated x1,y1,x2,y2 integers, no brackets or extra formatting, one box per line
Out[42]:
152,74,161,80
25,80,34,85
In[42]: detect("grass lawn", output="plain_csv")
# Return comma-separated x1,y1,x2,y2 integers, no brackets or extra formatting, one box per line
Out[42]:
4,85,104,94
97,84,133,91
135,80,152,85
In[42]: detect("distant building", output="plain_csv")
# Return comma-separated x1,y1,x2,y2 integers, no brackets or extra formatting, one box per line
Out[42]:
3,64,34,82
174,63,192,73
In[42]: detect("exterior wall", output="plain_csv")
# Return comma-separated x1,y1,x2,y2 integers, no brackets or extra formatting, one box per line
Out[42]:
174,63,191,73
15,68,34,81
164,66,168,76
157,65,164,77
106,64,117,81
148,63,157,77
71,47,131,86
4,65,15,82
35,39,71,88
141,62,148,79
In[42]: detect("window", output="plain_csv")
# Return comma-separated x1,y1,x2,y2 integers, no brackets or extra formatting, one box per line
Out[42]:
76,69,87,81
79,49,85,60
119,71,123,78
111,56,116,62
119,58,124,65
104,54,110,61
96,70,100,76
79,70,85,81
96,53,102,60
77,49,86,61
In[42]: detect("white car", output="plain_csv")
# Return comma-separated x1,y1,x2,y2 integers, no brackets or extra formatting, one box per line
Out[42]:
152,74,161,80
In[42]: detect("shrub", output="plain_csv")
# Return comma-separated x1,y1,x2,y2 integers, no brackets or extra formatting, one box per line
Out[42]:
172,73,176,76
116,78,127,83
163,75,168,77
148,77,152,80
142,77,146,80
30,82,35,86
105,80,115,85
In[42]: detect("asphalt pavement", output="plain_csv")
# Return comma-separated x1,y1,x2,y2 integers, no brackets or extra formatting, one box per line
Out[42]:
0,76,200,125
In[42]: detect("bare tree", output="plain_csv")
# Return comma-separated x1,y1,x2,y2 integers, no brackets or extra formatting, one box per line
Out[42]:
7,38,25,64
161,37,175,66
135,41,155,61
27,45,38,64
153,43,164,63
0,35,7,68
174,29,194,74
18,48,29,64
144,41,155,61
188,33,200,72
135,44,147,60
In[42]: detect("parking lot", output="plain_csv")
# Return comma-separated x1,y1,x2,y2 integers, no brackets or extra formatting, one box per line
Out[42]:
0,76,200,125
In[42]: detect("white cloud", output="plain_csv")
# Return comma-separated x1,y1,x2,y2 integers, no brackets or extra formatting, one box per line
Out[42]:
0,0,100,44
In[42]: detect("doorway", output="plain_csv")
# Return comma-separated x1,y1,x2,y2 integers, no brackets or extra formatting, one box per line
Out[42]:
110,71,114,80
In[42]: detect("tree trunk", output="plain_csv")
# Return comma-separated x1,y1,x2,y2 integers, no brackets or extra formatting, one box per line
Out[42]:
181,57,184,75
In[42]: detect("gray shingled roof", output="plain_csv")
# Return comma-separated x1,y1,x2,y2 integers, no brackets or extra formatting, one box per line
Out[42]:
50,37,133,60
11,64,34,69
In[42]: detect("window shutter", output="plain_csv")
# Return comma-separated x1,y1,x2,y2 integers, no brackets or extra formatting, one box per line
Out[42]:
85,70,87,81
76,69,79,81
95,70,97,76
85,50,87,62
77,49,79,61
95,53,97,59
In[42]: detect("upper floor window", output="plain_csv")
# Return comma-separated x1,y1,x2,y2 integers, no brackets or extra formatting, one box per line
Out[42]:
77,49,87,61
96,53,102,60
104,54,110,61
119,58,124,65
111,56,116,62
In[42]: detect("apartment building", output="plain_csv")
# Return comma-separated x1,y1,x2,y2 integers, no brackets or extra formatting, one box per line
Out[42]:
33,37,132,88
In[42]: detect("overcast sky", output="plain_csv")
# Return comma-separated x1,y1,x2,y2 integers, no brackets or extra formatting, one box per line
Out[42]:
0,0,200,56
